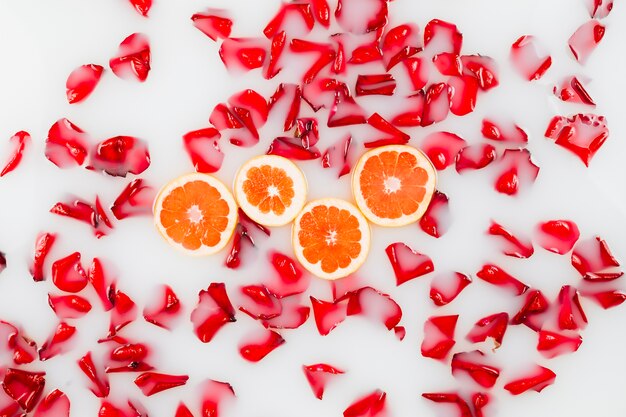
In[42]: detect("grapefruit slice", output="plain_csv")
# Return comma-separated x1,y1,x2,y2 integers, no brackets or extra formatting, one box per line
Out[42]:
154,173,238,255
352,145,436,227
234,155,307,227
292,198,370,280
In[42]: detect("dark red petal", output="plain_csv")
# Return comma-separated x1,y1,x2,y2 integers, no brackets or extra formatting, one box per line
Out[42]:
421,83,450,126
503,366,556,395
343,390,387,417
571,236,623,280
537,330,583,358
544,113,608,166
265,251,310,298
553,76,595,106
128,0,151,16
421,315,458,360
239,329,285,362
39,322,76,361
510,35,552,81
481,119,528,143
455,143,496,173
488,220,534,258
108,291,138,336
191,283,236,343
476,264,528,295
134,372,188,396
451,351,500,388
364,113,409,148
109,33,151,82
419,191,451,238
303,363,344,400
88,258,115,311
2,369,46,412
461,55,499,90
111,179,154,220
346,287,402,330
355,74,396,96
143,285,181,330
448,75,479,116
386,243,435,285
557,285,588,331
429,271,472,306
494,148,540,196
32,389,70,417
48,294,92,319
335,0,387,34
1,131,30,177
535,220,580,255
191,9,232,41
568,20,605,63
29,232,56,282
421,132,467,170
511,289,549,331
45,118,89,168
423,19,463,55
182,128,223,173
310,296,348,336
87,136,150,177
466,312,509,348
422,393,472,417
322,134,354,178
66,64,104,104
51,252,88,293
77,352,110,397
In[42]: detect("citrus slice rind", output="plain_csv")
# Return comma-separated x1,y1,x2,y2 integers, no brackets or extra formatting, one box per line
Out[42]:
292,198,371,280
352,144,437,227
234,155,307,227
153,172,238,256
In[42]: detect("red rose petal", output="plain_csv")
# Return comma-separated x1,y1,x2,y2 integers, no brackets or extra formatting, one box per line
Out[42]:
128,0,151,17
220,38,268,73
419,191,451,238
77,352,110,397
322,134,354,178
476,264,529,295
568,20,605,63
29,232,56,282
433,52,462,76
535,220,580,255
455,143,497,173
2,369,46,412
481,119,528,144
191,283,236,343
488,220,534,258
262,300,309,330
264,3,314,38
494,149,540,196
310,296,348,336
87,136,150,177
587,0,613,18
510,35,552,81
224,209,270,269
66,64,103,104
108,290,138,336
504,366,556,395
110,179,154,220
421,132,467,170
289,39,335,84
429,271,472,306
364,113,409,148
537,330,583,358
328,85,367,128
45,118,90,168
109,33,151,82
1,131,30,177
191,9,233,41
422,393,472,417
553,76,595,106
51,252,88,293
583,289,626,309
88,258,115,311
48,294,92,319
472,393,490,417
239,285,283,320
557,285,588,331
265,31,287,79
448,75,479,116
346,287,402,330
343,389,387,417
303,363,344,400
50,198,110,238
451,351,500,388
421,83,450,126
466,312,509,348
239,329,285,362
423,19,462,55
32,389,70,417
335,0,387,34
39,322,76,361
134,372,189,397
267,137,321,160
402,57,429,91
461,55,499,90
198,379,235,417
511,289,549,331
571,236,623,280
386,242,435,286
182,128,223,173
265,251,311,298
311,0,331,27
421,315,458,360
545,113,609,166
175,403,194,417
355,74,396,96
143,285,181,330
381,23,421,70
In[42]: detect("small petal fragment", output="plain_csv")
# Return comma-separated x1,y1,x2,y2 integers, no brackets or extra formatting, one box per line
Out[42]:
510,35,552,81
346,287,402,330
88,136,150,177
504,366,556,395
419,191,451,238
191,283,236,343
343,389,387,417
421,132,467,171
386,243,435,286
45,119,90,168
29,233,56,282
143,285,181,330
134,372,189,396
48,294,92,319
476,264,528,295
553,76,595,106
494,149,540,196
1,131,30,177
66,64,104,104
421,315,458,360
109,33,151,82
544,113,608,166
33,389,70,417
191,9,233,41
451,351,500,388
429,272,472,306
310,296,348,336
535,220,580,255
568,20,605,63
303,363,344,400
239,329,285,362
466,312,509,348
488,220,534,258
455,144,496,173
537,330,582,358
481,119,528,144
110,179,154,220
571,236,623,280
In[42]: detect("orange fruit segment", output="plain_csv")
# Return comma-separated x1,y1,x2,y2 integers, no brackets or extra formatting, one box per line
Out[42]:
292,198,370,280
234,155,307,227
153,173,238,256
352,145,437,227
